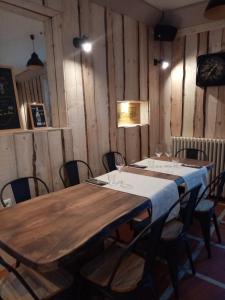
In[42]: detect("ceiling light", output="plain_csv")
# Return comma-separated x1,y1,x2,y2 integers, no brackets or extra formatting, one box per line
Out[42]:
26,34,44,68
205,0,225,20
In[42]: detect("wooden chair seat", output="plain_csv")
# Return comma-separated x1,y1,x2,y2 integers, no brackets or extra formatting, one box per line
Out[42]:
80,243,145,293
161,219,183,241
0,264,73,300
195,199,214,212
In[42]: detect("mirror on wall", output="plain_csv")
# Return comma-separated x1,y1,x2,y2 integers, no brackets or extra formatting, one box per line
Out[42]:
0,8,52,129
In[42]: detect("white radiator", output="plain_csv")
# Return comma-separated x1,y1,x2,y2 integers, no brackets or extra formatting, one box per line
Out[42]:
172,137,225,197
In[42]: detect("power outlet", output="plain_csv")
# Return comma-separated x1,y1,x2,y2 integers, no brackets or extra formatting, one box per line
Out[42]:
3,198,12,207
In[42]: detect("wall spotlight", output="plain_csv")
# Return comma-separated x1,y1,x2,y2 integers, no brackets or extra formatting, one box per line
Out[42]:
73,35,92,53
154,59,170,70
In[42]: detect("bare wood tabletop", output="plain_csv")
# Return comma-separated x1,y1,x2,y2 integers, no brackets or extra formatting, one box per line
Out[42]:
0,183,149,272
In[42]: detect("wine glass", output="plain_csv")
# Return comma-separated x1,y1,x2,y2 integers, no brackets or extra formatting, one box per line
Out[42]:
155,145,163,158
165,144,172,160
115,155,125,185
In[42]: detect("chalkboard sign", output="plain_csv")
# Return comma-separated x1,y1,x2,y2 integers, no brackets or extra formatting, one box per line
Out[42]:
0,67,22,130
29,103,47,128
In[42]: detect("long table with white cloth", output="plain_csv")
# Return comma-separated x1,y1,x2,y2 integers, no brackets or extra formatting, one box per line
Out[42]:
97,157,213,222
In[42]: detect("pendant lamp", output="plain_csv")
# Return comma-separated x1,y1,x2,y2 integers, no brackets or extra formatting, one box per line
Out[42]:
205,0,225,20
26,34,44,68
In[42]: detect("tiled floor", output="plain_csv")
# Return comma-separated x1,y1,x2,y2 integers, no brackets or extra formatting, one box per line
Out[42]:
159,203,225,300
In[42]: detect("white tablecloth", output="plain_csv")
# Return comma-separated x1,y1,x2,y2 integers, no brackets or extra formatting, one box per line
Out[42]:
97,170,179,222
137,159,208,193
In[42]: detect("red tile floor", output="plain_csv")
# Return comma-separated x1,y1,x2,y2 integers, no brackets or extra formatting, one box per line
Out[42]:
118,202,225,300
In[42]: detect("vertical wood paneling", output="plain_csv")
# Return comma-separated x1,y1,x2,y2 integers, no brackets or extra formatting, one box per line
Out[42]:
182,34,198,137
91,3,110,173
0,135,17,201
141,124,149,159
124,15,139,100
106,9,117,150
62,0,88,164
194,32,208,138
62,128,74,162
79,0,101,176
34,131,53,193
14,132,33,178
117,127,126,158
112,12,124,100
125,126,141,164
52,14,67,127
139,22,148,100
205,29,222,138
160,41,172,146
149,30,160,154
170,36,185,137
48,130,64,191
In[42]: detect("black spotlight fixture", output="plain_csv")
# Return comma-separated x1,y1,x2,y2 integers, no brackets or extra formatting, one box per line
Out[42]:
205,0,225,20
154,59,170,70
73,35,92,53
26,34,44,68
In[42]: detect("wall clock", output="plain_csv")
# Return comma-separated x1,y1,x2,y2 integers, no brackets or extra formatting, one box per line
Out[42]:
196,52,225,87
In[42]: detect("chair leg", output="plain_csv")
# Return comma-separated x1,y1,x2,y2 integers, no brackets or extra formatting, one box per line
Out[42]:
165,245,179,298
198,215,211,258
212,213,222,244
184,239,195,275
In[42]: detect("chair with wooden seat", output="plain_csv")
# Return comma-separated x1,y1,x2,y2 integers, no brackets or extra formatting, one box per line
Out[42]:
0,256,73,300
102,151,126,173
0,177,49,208
59,160,93,188
132,184,201,298
175,148,208,160
80,211,170,300
194,170,225,258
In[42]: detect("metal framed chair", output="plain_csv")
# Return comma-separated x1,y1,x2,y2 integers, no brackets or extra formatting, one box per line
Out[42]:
175,148,208,160
194,170,225,258
132,184,201,298
80,211,170,300
102,152,126,173
0,177,49,208
59,160,93,188
0,255,73,300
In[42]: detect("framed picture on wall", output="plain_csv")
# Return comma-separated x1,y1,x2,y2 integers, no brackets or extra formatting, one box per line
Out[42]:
29,103,48,129
0,66,22,130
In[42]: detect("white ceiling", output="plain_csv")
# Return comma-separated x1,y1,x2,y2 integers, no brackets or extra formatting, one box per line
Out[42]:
144,0,204,10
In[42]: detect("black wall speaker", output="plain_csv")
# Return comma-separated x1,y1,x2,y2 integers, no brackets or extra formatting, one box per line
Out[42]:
154,25,177,41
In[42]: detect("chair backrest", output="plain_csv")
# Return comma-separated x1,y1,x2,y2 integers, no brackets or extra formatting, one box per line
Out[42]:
0,177,49,207
107,211,169,290
0,256,40,300
102,152,126,172
196,170,225,206
59,160,93,188
178,184,202,232
175,148,208,160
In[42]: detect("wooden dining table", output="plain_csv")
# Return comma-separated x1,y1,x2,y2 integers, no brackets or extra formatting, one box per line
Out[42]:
0,183,150,272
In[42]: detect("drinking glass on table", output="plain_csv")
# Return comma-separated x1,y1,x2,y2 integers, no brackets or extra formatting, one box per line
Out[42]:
155,145,163,158
165,144,172,160
115,155,125,185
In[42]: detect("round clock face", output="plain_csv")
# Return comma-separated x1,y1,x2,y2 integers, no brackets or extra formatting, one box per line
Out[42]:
197,54,225,87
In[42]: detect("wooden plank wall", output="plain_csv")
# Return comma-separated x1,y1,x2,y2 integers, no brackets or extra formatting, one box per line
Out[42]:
160,27,225,143
62,0,158,175
0,128,74,203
